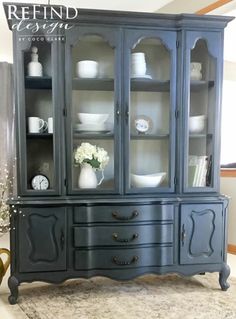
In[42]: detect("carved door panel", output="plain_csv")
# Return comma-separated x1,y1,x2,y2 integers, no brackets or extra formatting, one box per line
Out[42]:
19,208,66,272
180,204,223,264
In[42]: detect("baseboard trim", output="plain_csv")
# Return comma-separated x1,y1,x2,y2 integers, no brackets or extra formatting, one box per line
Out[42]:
228,244,236,255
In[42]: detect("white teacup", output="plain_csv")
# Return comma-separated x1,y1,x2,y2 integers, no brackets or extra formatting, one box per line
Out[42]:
48,117,53,133
77,60,98,78
28,117,47,133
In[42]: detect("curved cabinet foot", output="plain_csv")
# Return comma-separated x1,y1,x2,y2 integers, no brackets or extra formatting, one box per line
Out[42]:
219,263,230,291
8,276,19,305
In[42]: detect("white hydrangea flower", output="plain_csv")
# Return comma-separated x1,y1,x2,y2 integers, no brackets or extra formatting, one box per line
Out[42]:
74,142,109,170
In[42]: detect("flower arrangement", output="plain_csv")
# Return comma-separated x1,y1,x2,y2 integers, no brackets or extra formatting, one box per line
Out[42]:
0,164,14,235
74,142,109,170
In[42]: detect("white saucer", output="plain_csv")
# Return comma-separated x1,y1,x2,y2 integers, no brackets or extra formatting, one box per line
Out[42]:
131,74,152,79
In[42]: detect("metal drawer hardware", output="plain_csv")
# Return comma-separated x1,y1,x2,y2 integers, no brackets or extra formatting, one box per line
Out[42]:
112,210,139,221
112,232,139,243
112,255,139,266
60,229,65,251
181,224,186,246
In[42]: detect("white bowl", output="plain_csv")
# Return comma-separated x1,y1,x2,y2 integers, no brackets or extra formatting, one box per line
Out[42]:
189,115,206,133
76,60,98,78
77,113,109,124
131,172,166,188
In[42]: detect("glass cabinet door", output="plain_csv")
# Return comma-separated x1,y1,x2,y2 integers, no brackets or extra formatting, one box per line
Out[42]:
65,27,121,194
124,30,176,193
15,30,63,195
183,32,222,192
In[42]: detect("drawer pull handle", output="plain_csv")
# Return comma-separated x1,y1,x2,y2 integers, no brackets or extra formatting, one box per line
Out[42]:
112,233,139,243
112,255,139,266
60,229,65,251
181,224,186,246
112,210,139,221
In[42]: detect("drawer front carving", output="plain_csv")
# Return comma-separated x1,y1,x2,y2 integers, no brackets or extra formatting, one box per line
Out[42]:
74,204,174,224
74,246,173,270
74,224,173,247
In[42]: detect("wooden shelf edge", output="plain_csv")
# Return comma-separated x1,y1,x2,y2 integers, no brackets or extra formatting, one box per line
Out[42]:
220,169,236,177
228,244,236,255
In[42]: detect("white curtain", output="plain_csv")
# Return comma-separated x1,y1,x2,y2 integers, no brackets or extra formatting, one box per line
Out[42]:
0,62,15,195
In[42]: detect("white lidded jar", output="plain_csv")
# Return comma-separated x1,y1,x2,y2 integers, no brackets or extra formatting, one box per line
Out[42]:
27,46,43,77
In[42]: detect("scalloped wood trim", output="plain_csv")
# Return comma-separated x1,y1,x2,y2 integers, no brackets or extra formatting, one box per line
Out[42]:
228,244,236,255
196,0,232,15
221,169,236,177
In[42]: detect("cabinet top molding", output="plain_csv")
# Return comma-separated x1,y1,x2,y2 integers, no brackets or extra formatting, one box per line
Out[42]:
3,2,234,31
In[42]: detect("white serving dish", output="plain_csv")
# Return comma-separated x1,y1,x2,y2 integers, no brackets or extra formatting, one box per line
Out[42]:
131,172,166,188
76,60,98,78
131,74,152,79
189,115,206,133
77,113,109,125
74,123,111,133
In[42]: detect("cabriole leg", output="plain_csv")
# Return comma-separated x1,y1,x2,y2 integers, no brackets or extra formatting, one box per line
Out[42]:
8,276,19,305
219,263,230,291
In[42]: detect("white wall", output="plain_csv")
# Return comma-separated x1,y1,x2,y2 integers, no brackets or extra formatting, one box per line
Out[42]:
221,178,236,245
0,2,13,62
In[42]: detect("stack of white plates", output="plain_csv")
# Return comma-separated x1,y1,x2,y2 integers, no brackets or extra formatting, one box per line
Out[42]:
74,123,113,133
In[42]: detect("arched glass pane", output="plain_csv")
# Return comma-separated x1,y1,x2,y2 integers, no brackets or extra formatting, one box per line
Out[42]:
188,39,216,188
71,35,115,191
24,39,55,191
129,38,171,190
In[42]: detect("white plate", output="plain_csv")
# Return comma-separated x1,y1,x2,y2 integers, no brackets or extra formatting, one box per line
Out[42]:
74,123,112,133
131,74,152,79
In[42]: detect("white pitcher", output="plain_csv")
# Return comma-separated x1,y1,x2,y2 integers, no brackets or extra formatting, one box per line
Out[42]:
78,163,104,189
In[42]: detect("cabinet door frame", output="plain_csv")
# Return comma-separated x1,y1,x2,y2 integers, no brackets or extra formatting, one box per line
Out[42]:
123,28,177,194
180,203,224,264
14,28,63,196
18,207,67,272
65,25,122,195
182,30,223,193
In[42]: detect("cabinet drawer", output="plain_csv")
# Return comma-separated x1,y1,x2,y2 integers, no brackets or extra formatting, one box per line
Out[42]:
74,204,174,223
74,224,173,247
74,246,173,270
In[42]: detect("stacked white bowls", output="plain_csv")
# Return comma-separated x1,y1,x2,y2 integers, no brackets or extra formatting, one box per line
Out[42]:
76,60,98,78
131,52,147,77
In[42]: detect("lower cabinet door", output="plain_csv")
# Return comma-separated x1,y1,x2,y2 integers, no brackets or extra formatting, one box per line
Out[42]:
18,207,67,272
180,204,223,264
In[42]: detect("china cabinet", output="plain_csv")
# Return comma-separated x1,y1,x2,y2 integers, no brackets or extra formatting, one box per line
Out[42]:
4,4,233,304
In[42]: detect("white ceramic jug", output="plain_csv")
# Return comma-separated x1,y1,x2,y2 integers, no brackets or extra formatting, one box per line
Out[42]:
78,163,104,188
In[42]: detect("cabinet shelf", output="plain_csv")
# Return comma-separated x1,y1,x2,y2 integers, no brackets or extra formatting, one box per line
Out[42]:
72,78,171,92
131,79,170,92
189,134,213,138
73,78,114,91
27,133,53,139
73,132,114,139
190,80,214,91
25,76,52,89
131,134,169,140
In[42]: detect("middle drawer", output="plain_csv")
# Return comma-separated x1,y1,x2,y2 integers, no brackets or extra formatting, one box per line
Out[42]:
73,223,173,247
